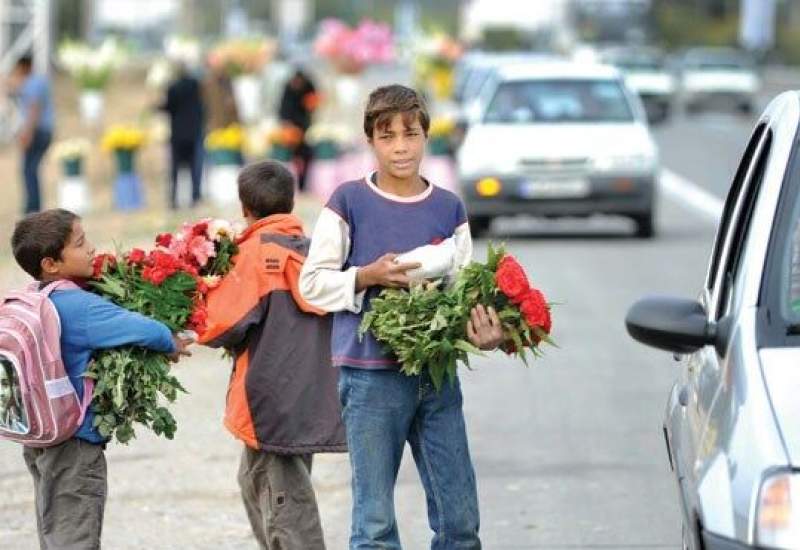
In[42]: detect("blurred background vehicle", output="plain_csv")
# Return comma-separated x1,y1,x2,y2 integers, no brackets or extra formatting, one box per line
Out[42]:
678,47,761,114
600,45,676,123
458,60,659,238
627,90,800,550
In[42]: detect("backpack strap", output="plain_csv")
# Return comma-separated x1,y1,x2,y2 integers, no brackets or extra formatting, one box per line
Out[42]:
77,377,95,424
32,280,81,296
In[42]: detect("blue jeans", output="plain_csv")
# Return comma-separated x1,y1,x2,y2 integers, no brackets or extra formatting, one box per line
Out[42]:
338,367,481,550
22,129,51,213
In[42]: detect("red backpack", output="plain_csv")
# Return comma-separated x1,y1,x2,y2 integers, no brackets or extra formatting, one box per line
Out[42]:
0,281,93,447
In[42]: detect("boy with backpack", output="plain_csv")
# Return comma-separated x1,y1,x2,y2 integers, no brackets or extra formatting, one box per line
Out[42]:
199,161,346,549
2,209,190,549
299,85,503,549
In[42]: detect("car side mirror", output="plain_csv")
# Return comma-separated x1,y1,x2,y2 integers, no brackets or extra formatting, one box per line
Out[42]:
625,295,716,354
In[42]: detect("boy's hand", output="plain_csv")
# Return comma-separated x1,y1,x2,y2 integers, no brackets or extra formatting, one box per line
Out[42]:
467,305,503,350
168,335,194,363
356,253,422,291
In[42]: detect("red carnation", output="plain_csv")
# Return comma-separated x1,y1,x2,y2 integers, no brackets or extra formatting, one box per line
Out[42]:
155,233,173,248
189,305,208,333
142,266,169,286
92,254,117,278
192,222,209,237
128,248,146,265
495,255,530,304
520,289,551,333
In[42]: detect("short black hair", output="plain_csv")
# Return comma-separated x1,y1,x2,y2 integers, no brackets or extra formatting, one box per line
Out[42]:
364,84,430,138
15,55,33,72
238,161,295,218
12,209,79,280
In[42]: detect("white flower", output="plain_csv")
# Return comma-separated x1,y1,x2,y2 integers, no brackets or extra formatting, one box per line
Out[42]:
207,219,235,242
146,59,173,89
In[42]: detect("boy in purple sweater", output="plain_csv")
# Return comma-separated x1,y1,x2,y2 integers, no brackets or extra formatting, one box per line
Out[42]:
300,85,503,549
10,209,190,549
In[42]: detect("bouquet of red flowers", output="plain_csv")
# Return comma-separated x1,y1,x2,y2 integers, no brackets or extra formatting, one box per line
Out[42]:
360,244,553,390
87,218,239,443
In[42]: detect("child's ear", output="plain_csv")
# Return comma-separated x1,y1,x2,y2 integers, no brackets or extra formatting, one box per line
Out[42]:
40,257,59,276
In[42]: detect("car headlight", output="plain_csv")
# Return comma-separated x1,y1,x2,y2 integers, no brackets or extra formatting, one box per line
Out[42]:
756,472,800,548
593,154,654,173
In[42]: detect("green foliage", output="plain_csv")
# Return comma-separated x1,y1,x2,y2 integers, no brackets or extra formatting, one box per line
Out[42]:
86,348,186,444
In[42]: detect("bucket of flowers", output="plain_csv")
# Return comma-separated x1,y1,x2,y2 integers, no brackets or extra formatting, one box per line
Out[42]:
101,125,146,210
208,38,276,123
205,124,245,206
52,138,91,213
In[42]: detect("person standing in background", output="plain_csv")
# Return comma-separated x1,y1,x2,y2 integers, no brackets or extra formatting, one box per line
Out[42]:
160,63,205,209
203,62,239,131
279,69,318,192
10,55,54,214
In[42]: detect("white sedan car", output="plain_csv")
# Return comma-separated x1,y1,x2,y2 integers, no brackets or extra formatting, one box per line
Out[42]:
680,48,761,114
458,61,659,237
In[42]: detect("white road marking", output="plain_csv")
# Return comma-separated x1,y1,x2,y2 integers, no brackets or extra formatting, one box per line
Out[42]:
659,168,724,223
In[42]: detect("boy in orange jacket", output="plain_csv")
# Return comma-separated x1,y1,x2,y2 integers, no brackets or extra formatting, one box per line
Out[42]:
199,161,345,550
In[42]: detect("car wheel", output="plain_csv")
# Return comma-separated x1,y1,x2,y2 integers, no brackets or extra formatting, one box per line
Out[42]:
632,211,655,239
468,216,492,237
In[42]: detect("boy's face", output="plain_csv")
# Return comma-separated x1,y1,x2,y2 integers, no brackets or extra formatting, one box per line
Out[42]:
369,112,426,181
41,220,96,281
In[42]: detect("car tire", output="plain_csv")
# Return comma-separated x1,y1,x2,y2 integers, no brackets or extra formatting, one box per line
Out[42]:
632,211,655,239
468,216,492,237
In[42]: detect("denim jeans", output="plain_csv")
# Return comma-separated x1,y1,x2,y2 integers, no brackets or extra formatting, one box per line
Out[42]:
22,129,51,213
338,367,481,550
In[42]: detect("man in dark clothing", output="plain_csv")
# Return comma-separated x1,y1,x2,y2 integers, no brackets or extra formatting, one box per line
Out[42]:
160,65,205,209
278,69,317,191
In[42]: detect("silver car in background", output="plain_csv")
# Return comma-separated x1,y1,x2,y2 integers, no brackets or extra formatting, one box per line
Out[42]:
601,46,677,124
626,91,800,549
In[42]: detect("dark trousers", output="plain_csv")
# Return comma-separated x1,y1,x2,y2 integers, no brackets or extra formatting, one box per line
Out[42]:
22,129,52,213
23,438,107,550
295,140,312,192
169,138,203,209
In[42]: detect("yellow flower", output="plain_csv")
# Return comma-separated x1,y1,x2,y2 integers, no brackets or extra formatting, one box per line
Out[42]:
206,124,244,150
429,117,455,138
102,125,145,152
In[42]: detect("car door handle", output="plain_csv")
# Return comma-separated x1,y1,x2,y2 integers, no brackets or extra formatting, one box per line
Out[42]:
678,385,689,407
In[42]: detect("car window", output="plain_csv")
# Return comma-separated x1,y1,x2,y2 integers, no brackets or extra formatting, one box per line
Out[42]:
716,132,772,319
483,79,634,124
705,123,766,293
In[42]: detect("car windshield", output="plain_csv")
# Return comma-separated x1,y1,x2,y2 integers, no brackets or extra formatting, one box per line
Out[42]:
483,79,634,124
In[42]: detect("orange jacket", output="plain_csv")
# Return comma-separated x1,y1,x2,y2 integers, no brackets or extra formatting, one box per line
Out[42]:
199,214,346,453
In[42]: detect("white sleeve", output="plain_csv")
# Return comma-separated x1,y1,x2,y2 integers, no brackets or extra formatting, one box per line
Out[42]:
453,222,473,270
299,207,366,313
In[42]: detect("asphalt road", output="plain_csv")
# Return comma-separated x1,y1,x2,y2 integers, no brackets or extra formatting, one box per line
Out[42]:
3,72,800,549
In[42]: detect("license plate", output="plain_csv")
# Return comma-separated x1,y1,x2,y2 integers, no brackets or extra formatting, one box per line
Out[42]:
519,179,590,199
